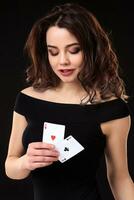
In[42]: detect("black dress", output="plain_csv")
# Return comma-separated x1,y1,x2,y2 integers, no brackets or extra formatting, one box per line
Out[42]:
14,92,130,200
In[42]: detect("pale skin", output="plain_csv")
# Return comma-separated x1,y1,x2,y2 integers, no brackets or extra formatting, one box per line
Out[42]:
5,26,134,200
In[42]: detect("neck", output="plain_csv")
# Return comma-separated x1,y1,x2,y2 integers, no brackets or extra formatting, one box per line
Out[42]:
57,82,85,95
53,82,89,104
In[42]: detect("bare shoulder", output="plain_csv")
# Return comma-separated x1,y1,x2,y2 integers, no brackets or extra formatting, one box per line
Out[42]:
95,91,118,103
20,87,43,99
20,87,51,100
101,115,130,136
100,95,130,135
21,86,35,96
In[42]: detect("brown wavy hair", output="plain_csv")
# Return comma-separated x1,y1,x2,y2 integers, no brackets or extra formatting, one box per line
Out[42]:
24,3,126,103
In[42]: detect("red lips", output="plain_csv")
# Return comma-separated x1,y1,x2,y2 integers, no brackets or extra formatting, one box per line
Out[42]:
59,69,75,76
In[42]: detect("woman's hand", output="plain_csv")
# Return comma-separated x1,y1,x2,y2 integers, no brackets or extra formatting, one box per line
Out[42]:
23,142,59,171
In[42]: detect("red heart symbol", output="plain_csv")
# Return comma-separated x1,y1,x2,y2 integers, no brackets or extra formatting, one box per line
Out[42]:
51,135,56,140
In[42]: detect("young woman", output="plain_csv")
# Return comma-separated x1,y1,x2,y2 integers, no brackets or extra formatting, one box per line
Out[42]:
5,3,134,200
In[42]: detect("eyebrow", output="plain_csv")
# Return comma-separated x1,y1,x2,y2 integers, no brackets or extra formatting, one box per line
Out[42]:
47,43,80,49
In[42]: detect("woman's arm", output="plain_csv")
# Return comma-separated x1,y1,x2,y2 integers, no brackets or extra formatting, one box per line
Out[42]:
5,112,59,180
5,112,30,179
101,115,134,200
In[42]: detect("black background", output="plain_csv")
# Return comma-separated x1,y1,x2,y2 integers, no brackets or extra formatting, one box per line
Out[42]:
0,0,134,199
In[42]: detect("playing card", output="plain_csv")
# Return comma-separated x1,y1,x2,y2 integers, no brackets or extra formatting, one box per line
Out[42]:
56,135,84,163
42,122,65,145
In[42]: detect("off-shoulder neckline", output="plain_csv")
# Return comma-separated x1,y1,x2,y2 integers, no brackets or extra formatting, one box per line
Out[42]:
19,92,125,107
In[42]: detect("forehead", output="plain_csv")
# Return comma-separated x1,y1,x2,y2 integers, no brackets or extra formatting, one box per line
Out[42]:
46,26,78,45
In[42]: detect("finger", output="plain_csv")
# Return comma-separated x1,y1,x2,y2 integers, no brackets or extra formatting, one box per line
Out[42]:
28,142,55,150
32,156,59,163
28,149,59,157
30,161,53,170
34,162,53,168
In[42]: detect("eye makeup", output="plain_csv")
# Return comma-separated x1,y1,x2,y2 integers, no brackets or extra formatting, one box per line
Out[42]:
47,45,81,56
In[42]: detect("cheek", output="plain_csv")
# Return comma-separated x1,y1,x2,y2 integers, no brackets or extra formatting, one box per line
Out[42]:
48,56,57,68
73,54,83,68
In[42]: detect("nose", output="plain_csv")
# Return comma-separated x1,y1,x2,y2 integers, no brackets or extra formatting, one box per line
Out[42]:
59,52,70,66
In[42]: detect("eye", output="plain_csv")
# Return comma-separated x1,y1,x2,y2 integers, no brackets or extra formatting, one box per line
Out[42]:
48,49,59,56
68,47,81,54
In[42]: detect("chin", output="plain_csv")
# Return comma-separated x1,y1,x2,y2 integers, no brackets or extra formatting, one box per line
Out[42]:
60,78,78,83
58,74,78,81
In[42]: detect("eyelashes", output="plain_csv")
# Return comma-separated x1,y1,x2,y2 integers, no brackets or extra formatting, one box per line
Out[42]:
69,47,81,54
48,47,81,56
47,50,58,56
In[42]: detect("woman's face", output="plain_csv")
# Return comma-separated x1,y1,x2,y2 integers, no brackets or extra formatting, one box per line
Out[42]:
46,26,84,83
